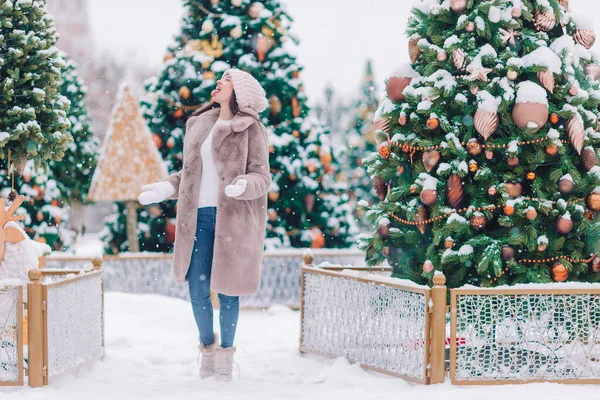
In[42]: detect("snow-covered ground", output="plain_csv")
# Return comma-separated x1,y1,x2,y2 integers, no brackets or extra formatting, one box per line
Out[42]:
2,292,599,399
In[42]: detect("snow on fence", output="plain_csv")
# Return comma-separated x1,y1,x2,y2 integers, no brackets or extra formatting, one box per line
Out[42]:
0,283,24,386
45,249,368,309
300,252,446,384
27,265,104,387
450,287,600,385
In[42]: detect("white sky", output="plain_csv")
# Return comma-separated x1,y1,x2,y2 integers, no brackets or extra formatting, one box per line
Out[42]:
86,0,600,105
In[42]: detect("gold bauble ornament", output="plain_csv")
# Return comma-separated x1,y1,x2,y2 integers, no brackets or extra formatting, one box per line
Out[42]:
526,172,536,181
526,208,538,221
437,52,447,62
444,238,454,249
586,192,600,211
507,70,518,81
202,20,214,33
268,191,280,202
469,162,478,173
504,205,515,216
552,262,568,282
179,86,191,99
538,242,548,252
426,117,440,130
546,144,559,156
467,140,482,156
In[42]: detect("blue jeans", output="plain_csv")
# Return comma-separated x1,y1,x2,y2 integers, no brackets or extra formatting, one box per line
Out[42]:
187,207,239,348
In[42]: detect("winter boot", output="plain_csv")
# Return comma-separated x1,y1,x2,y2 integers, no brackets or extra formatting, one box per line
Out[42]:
198,333,218,378
215,347,235,382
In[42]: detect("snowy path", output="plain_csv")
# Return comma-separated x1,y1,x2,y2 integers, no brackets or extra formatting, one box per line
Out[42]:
2,293,599,399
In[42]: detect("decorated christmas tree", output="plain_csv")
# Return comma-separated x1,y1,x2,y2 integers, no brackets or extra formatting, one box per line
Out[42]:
360,0,600,287
344,60,380,228
101,0,355,252
90,85,167,253
0,0,73,249
49,54,98,237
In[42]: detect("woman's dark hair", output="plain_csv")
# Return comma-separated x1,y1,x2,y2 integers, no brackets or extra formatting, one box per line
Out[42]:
188,90,239,119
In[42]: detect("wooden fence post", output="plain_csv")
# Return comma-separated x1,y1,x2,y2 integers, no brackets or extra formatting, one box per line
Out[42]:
27,269,45,387
430,272,447,384
299,250,314,353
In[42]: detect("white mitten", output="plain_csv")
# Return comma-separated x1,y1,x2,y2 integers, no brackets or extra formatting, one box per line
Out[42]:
138,182,175,205
225,179,247,198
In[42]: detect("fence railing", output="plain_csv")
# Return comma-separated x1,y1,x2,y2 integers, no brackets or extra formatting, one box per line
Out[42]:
27,265,104,387
450,287,600,385
46,249,368,309
301,252,600,386
0,283,24,386
300,253,444,383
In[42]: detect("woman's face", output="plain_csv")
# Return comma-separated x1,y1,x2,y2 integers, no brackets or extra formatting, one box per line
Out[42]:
211,73,234,104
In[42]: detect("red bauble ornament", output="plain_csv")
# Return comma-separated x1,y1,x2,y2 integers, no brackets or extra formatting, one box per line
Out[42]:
386,76,412,102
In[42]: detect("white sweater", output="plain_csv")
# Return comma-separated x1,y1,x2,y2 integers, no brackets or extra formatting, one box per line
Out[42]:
198,119,231,207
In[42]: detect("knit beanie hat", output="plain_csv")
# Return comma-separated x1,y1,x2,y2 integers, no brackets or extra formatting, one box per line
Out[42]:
225,68,268,114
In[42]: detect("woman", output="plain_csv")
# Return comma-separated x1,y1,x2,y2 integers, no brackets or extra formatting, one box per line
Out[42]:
138,69,271,382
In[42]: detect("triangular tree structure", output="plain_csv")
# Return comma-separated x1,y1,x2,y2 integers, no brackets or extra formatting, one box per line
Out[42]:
88,84,167,252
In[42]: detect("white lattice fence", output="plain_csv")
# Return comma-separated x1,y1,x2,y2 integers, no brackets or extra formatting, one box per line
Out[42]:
44,271,104,379
451,288,600,384
46,249,367,308
0,284,23,386
300,266,431,383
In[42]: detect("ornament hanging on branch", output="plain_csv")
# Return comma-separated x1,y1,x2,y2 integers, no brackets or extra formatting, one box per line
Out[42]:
446,173,464,209
552,262,568,282
566,117,585,154
501,246,515,261
556,213,573,234
409,36,421,64
179,86,191,99
558,175,574,194
504,182,522,198
581,147,599,171
470,212,486,231
586,190,600,211
533,11,556,32
452,49,467,71
512,82,549,131
422,150,440,173
415,206,428,234
248,2,265,19
444,238,454,249
585,64,600,79
420,176,438,206
386,76,412,102
449,0,467,13
592,257,600,273
423,260,434,273
537,70,555,93
474,109,499,140
574,29,596,50
467,139,482,156
378,144,391,159
373,176,388,201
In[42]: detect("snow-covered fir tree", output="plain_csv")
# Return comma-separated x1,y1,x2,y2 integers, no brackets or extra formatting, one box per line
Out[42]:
361,0,600,287
0,0,75,249
101,0,356,252
343,60,379,229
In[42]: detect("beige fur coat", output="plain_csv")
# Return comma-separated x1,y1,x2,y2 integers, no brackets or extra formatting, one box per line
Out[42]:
163,108,271,296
